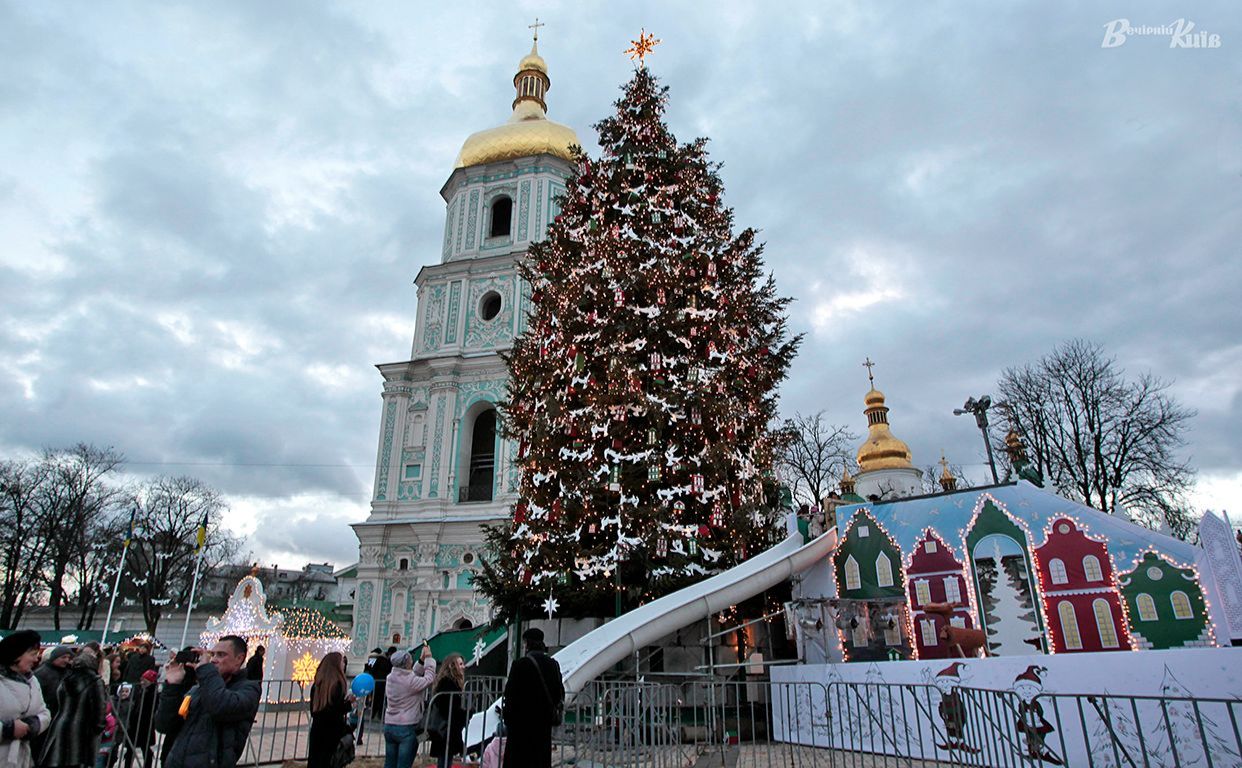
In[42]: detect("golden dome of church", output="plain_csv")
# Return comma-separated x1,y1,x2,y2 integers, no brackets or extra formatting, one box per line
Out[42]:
454,41,581,169
855,386,915,472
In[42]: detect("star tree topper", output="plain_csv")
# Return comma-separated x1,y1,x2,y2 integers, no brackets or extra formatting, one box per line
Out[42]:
625,28,661,67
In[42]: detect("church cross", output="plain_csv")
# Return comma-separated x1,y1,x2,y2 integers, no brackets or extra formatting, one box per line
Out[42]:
529,17,545,42
862,356,876,385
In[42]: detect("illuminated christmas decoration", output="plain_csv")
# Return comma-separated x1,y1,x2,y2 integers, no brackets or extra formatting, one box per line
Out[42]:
1033,517,1132,653
201,575,349,702
291,652,317,686
475,61,796,621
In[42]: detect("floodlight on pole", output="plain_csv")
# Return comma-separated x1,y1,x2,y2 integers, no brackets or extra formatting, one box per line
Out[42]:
954,395,1000,484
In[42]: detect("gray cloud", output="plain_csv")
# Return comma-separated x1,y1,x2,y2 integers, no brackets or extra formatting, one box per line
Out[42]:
2,1,1239,567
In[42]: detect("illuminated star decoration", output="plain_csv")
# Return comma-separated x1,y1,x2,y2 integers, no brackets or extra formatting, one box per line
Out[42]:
291,651,318,686
472,637,486,666
543,592,559,619
625,28,661,67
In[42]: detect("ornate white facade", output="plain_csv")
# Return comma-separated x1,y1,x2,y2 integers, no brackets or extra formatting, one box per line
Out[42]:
350,42,579,659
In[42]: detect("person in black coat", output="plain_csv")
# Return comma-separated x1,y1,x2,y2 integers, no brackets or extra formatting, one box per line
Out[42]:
38,648,106,768
244,646,264,683
501,628,564,768
307,652,352,768
427,653,467,768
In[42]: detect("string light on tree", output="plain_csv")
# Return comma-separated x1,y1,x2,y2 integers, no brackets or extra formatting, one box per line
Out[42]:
474,33,798,621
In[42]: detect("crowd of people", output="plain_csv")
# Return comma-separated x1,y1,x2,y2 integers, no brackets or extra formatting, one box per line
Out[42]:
1,631,261,768
2,627,564,768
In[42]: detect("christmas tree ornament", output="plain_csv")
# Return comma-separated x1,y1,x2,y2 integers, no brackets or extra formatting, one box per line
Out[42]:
542,592,559,619
609,465,621,491
656,537,669,558
692,474,705,493
648,465,661,481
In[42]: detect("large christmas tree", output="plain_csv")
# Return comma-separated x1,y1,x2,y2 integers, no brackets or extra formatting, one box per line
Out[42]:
476,64,799,620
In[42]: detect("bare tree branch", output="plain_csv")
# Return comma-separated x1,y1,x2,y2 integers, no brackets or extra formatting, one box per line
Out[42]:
775,412,858,506
997,340,1197,538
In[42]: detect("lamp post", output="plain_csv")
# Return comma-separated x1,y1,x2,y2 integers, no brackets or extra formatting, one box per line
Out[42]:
954,396,1000,484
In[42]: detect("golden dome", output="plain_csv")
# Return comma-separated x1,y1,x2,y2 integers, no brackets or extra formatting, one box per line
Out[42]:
855,387,915,472
454,41,580,170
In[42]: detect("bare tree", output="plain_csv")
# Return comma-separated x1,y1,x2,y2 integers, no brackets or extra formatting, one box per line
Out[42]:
0,459,54,628
997,340,1197,537
776,412,858,506
36,445,126,629
126,476,239,634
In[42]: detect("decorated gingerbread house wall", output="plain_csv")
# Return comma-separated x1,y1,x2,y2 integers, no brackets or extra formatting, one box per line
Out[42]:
827,482,1234,661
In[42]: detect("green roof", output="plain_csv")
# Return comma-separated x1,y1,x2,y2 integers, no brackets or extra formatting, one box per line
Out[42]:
425,625,507,665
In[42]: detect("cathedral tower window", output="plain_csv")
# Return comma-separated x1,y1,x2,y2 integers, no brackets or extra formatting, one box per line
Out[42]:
464,408,497,502
398,558,409,571
489,196,513,237
479,291,503,322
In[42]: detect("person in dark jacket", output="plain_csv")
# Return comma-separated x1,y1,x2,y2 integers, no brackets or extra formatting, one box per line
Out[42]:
364,647,393,719
243,646,264,683
119,669,158,768
306,652,352,768
154,636,260,768
501,628,564,768
31,645,72,759
38,648,106,768
428,653,467,768
155,658,196,766
119,643,155,687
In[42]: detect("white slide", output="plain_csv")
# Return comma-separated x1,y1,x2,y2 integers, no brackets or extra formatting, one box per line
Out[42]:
466,522,839,746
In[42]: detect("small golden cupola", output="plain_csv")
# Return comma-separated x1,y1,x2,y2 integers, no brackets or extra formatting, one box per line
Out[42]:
454,32,581,170
855,361,915,472
938,453,958,492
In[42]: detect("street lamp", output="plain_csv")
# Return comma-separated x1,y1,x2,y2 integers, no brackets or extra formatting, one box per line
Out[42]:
954,396,1000,484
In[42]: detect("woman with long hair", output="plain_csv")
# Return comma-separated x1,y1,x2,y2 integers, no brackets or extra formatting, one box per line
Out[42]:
426,653,467,768
307,652,352,768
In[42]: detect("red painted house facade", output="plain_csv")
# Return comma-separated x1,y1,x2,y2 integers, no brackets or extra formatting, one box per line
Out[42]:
906,529,974,659
1034,517,1132,653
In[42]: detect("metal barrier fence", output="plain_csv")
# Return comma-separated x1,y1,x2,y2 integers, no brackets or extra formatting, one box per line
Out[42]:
101,674,1242,767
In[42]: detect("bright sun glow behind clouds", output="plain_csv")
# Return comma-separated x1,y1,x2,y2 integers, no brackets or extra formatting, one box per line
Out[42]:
809,240,919,333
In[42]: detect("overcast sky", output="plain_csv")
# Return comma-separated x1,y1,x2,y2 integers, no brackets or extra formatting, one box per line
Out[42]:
2,1,1239,570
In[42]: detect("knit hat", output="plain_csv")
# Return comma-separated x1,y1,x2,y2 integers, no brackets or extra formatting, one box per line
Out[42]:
390,650,413,669
142,669,159,683
48,645,74,662
937,662,966,680
0,630,42,666
1014,665,1046,685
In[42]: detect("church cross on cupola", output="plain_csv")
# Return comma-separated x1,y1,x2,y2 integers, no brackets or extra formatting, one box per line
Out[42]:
513,20,551,112
863,356,876,385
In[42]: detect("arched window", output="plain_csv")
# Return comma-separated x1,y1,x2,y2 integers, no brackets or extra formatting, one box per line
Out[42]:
1171,591,1193,620
454,618,473,630
489,197,512,238
1093,598,1119,648
914,580,931,607
1083,555,1103,582
1136,593,1158,621
1049,558,1068,585
398,558,409,571
844,556,861,591
465,409,497,502
944,577,962,605
876,553,894,588
920,618,938,647
1058,601,1082,650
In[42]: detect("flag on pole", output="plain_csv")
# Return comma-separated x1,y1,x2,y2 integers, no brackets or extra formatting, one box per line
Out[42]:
195,512,208,553
123,508,137,546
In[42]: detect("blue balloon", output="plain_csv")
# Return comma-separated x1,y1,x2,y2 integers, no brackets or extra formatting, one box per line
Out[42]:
351,672,375,696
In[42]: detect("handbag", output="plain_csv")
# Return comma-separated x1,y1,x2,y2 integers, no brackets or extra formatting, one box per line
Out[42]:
528,656,564,726
423,701,448,738
332,732,355,768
